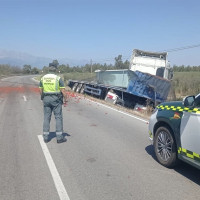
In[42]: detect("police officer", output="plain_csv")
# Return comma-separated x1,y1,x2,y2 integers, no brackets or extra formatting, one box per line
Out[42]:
39,66,67,143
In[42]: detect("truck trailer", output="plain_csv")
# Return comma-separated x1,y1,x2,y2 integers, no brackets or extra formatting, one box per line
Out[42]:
68,49,173,109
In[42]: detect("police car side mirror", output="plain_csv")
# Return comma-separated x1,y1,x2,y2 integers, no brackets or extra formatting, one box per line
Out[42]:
183,96,195,107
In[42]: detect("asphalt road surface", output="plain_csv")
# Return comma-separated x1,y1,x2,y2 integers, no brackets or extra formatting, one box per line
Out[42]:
0,75,200,200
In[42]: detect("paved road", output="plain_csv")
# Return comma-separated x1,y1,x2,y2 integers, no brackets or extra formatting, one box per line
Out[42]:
0,76,200,200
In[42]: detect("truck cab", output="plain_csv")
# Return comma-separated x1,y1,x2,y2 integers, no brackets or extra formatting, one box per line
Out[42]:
129,49,173,80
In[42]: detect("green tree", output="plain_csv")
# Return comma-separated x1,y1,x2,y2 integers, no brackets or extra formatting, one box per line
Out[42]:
42,66,49,74
23,64,32,74
49,60,59,68
114,55,123,69
123,59,130,69
58,64,70,73
31,67,40,74
114,55,129,69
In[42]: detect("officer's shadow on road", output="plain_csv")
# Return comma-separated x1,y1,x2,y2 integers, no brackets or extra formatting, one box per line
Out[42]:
145,145,200,186
48,132,71,142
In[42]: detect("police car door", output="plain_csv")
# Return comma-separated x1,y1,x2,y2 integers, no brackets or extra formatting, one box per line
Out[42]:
180,95,200,157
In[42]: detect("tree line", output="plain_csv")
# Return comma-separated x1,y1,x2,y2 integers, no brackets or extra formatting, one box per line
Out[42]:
42,55,130,74
173,65,200,72
0,64,22,75
43,58,200,74
0,64,40,76
1,55,200,76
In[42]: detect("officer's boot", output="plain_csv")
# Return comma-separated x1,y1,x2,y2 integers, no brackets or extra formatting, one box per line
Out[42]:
43,132,49,143
56,132,67,143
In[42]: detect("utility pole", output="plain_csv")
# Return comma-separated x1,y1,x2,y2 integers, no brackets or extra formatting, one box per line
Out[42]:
90,59,93,74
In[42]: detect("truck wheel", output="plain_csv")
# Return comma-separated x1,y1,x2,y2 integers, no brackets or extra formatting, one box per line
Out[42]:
72,83,78,92
76,84,82,93
80,85,85,94
154,126,178,168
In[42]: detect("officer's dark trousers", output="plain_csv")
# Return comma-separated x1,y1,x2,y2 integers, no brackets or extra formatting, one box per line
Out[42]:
43,95,63,138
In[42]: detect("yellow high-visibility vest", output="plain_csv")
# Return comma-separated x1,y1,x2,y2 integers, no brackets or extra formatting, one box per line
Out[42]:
41,74,62,94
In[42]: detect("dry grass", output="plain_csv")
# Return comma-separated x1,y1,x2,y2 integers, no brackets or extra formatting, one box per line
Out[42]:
173,71,200,98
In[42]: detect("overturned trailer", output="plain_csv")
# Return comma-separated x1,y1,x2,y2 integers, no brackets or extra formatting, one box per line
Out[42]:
68,49,173,109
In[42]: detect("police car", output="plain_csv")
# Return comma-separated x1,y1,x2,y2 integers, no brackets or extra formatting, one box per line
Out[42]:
149,93,200,169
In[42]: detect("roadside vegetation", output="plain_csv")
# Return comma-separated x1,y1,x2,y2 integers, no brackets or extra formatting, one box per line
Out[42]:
173,71,200,99
0,64,40,78
0,64,22,77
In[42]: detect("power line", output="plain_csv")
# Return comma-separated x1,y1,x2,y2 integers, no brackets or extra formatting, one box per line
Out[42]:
159,44,200,53
89,43,200,64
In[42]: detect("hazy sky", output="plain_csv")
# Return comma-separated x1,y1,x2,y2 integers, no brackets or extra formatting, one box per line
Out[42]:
0,0,200,66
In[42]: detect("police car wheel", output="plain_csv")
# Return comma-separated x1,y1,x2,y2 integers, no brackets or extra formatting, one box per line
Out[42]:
154,126,178,168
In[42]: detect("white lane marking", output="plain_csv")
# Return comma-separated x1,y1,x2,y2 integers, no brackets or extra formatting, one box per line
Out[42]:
23,95,27,101
1,76,21,81
32,77,39,82
38,135,70,200
87,99,149,124
1,77,11,81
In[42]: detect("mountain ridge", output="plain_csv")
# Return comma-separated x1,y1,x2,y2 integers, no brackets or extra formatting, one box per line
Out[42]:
0,49,89,68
